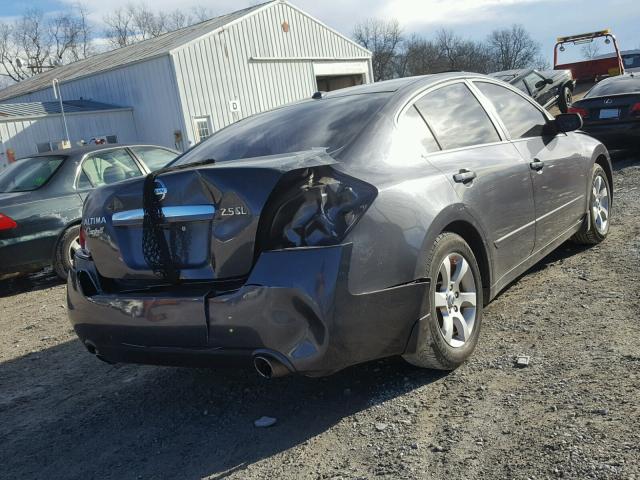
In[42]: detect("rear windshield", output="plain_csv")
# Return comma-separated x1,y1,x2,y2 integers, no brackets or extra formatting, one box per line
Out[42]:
623,54,640,69
586,75,640,98
173,93,390,165
0,156,65,192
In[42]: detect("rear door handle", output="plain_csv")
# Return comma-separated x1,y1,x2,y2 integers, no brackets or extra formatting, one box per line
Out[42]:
453,169,477,184
530,159,544,171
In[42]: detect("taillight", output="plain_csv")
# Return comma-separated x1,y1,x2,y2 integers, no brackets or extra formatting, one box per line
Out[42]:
631,102,640,116
568,106,589,118
261,168,377,251
0,213,17,231
79,224,86,250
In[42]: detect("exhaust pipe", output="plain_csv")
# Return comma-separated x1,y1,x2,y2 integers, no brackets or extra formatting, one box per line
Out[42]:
253,354,291,379
84,341,115,365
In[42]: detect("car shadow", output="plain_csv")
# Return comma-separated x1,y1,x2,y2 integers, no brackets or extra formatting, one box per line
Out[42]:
0,339,445,479
0,268,63,298
610,149,640,168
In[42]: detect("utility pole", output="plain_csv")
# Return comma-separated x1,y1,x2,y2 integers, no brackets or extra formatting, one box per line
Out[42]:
52,78,71,148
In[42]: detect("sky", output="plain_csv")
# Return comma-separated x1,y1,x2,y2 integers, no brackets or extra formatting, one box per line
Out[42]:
1,0,639,64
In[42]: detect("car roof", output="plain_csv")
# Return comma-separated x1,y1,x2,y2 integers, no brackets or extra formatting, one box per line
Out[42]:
323,72,486,98
17,144,175,161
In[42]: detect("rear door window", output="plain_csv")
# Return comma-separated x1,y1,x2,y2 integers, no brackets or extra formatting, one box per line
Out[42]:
475,81,548,139
414,83,500,150
129,147,177,171
81,149,143,187
397,105,440,153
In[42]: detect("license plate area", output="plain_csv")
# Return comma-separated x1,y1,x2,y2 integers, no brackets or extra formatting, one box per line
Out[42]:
111,205,216,270
599,108,620,119
114,221,212,270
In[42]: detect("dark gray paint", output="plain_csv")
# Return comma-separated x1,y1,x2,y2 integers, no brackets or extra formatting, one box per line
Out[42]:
68,73,612,375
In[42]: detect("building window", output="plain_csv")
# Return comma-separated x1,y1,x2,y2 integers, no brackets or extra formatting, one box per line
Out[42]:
193,116,212,143
36,142,52,153
106,135,118,144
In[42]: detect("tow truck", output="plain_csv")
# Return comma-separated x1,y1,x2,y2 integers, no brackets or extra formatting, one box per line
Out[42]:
554,29,625,84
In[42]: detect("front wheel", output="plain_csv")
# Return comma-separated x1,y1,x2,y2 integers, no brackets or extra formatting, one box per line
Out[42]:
572,164,611,245
558,85,573,113
403,232,483,370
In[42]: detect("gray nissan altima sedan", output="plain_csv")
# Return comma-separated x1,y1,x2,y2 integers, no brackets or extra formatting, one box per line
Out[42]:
67,72,612,377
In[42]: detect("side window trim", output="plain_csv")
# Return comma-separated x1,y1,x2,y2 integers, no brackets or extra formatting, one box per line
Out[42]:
126,146,151,174
419,81,505,152
468,78,553,142
411,104,443,151
395,79,509,155
466,80,512,141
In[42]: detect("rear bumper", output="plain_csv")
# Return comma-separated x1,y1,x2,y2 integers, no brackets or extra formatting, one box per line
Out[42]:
67,245,429,376
581,121,640,150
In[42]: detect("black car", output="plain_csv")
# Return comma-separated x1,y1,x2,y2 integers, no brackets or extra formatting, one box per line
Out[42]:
67,73,610,377
0,144,177,280
490,68,575,112
569,73,640,150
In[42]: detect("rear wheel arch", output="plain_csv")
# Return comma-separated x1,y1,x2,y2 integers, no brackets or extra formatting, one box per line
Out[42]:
441,221,492,306
594,154,613,202
417,208,492,306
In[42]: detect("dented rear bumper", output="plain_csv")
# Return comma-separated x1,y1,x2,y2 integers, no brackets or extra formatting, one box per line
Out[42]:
67,244,429,376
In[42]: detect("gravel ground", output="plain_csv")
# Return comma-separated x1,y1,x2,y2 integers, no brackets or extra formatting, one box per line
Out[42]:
1,152,638,480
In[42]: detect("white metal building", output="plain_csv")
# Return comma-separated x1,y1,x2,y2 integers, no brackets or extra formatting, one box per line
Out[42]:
0,101,136,165
0,0,372,165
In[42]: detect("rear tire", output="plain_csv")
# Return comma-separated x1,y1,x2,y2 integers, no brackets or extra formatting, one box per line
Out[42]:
53,225,81,280
558,85,573,113
572,164,611,245
403,233,483,370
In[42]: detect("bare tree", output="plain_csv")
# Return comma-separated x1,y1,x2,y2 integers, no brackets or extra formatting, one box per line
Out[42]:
487,24,540,71
103,4,215,49
353,19,403,81
0,4,93,82
103,6,137,48
581,41,601,60
397,35,445,76
435,29,492,73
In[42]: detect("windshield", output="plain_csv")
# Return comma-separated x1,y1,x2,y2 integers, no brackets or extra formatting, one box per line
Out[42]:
173,93,390,166
0,156,65,192
586,75,640,98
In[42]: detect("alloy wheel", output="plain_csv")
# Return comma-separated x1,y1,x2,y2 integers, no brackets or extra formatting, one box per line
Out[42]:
433,253,477,348
68,236,81,265
592,174,609,235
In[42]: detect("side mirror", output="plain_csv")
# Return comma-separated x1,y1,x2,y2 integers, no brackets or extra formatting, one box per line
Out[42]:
535,78,553,89
553,113,583,133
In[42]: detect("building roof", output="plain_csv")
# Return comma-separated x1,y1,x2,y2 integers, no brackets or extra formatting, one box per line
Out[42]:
0,2,272,102
0,100,129,120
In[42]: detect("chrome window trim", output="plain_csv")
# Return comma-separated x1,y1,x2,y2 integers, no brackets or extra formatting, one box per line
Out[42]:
112,205,216,226
394,76,515,155
468,78,555,142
